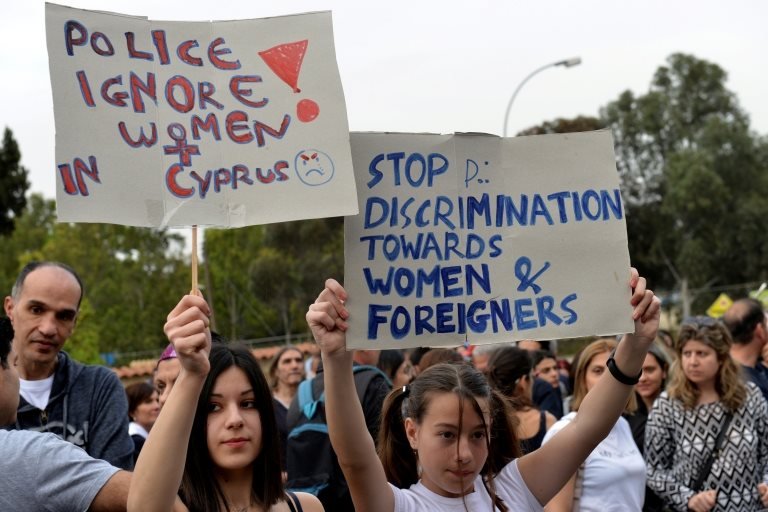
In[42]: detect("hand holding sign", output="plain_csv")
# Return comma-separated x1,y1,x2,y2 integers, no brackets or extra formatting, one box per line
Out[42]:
306,278,350,359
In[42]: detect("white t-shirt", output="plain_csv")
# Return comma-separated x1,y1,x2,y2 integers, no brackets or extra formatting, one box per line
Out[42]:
391,458,543,511
128,421,149,439
19,375,54,410
542,413,645,511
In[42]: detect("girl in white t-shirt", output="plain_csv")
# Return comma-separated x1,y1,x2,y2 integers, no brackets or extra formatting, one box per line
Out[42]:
306,268,660,512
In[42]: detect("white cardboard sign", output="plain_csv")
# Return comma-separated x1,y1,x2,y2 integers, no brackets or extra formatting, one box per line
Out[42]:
45,3,358,228
344,131,634,349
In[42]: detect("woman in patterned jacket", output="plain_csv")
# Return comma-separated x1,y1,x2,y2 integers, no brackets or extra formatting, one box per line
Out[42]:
645,317,768,512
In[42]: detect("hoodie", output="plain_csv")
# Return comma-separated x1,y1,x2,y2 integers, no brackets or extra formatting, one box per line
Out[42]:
3,351,134,470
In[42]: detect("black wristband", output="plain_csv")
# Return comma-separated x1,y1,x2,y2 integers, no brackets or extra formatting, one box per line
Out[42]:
606,356,641,385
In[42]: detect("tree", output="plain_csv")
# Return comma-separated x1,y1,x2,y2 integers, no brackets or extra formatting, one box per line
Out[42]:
66,297,102,365
203,226,278,341
517,116,604,136
203,218,344,343
601,53,768,314
0,127,30,236
0,194,56,294
35,222,188,361
250,218,344,341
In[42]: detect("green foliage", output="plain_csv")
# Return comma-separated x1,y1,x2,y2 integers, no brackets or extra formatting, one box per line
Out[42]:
203,218,344,342
36,222,188,358
523,54,768,315
599,54,768,297
66,297,102,364
0,128,30,236
517,116,605,136
0,194,56,294
203,226,276,340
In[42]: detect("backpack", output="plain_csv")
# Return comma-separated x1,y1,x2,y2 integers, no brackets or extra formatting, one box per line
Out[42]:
285,365,391,511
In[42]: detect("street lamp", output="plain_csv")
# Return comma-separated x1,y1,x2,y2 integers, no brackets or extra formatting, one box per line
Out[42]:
502,57,582,137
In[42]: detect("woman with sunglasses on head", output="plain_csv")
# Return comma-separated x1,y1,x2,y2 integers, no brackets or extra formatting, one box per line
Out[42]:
306,268,659,511
645,317,768,512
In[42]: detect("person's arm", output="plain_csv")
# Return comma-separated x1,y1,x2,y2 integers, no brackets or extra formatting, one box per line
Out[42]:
543,473,576,512
518,268,660,504
306,279,394,512
90,470,130,512
127,294,212,512
87,369,135,470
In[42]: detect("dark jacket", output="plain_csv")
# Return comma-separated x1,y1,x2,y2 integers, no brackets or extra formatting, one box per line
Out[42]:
4,351,134,470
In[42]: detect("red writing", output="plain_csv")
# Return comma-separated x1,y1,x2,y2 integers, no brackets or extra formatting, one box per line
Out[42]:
166,161,290,199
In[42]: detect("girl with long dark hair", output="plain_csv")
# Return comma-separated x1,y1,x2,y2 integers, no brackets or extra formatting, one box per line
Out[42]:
128,295,322,512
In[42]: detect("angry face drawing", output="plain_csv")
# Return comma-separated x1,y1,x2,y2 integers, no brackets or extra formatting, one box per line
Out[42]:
294,149,335,186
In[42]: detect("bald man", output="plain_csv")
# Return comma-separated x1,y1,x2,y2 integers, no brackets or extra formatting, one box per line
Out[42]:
2,261,133,469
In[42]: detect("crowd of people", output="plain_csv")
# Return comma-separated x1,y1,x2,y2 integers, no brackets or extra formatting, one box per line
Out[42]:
2,260,768,511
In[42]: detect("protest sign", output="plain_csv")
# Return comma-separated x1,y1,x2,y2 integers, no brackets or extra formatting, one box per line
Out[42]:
344,131,634,349
45,4,357,228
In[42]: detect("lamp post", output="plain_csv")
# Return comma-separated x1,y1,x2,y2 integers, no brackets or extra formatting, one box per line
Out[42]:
502,57,582,137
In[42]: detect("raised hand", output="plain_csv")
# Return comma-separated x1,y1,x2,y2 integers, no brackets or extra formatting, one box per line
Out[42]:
306,278,350,358
628,267,660,344
163,294,212,377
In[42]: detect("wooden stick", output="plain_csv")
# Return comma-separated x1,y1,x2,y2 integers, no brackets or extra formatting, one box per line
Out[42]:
191,225,198,294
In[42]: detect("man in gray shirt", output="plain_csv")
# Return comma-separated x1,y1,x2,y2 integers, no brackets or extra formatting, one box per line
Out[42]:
0,315,130,511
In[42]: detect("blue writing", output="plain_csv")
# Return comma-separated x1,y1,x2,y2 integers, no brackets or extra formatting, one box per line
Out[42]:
465,159,479,188
513,298,537,330
515,257,551,294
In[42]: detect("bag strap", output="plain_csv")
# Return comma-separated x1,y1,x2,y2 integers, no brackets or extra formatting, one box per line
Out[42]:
296,365,391,420
315,365,392,404
351,364,392,402
297,378,319,419
352,364,392,385
285,491,304,512
691,412,733,491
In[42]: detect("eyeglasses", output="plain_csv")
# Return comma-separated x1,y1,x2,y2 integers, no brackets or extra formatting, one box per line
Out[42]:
681,315,720,328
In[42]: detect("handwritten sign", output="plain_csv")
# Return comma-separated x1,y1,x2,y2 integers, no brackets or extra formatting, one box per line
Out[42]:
344,131,634,349
45,4,357,228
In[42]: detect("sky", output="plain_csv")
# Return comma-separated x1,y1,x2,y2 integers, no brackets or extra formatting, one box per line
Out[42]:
2,0,767,202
